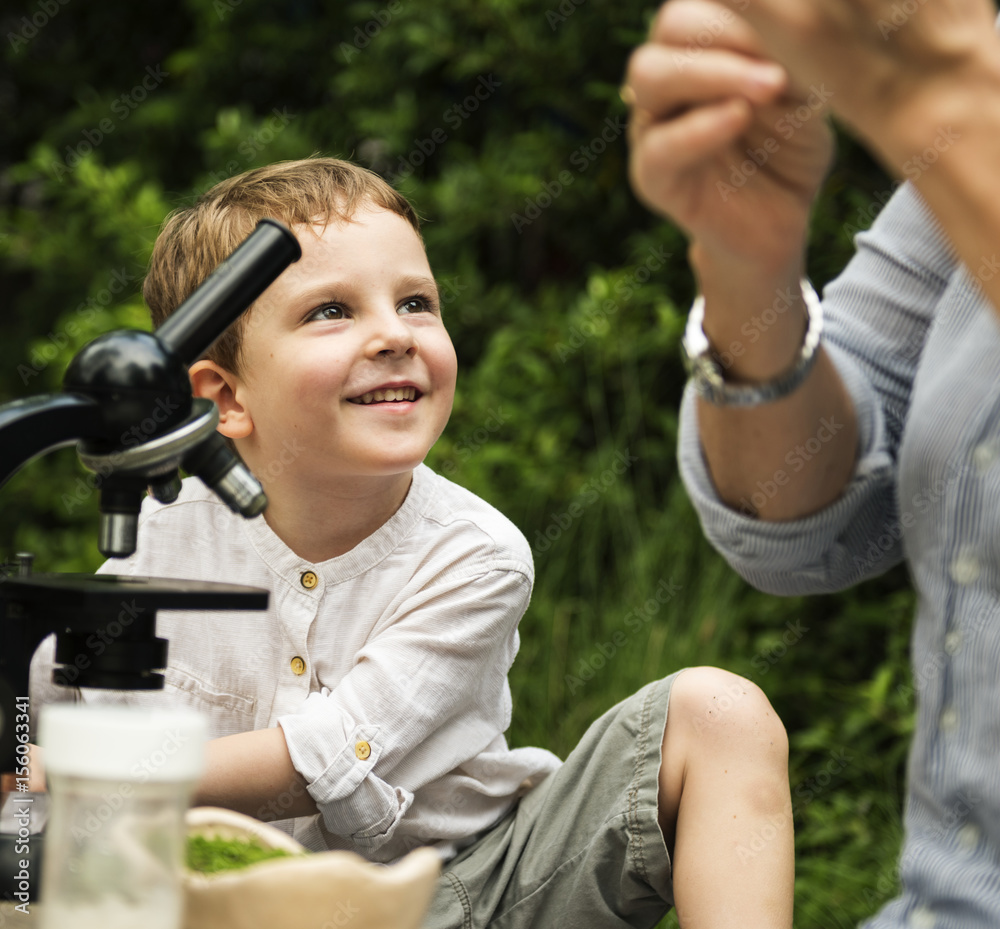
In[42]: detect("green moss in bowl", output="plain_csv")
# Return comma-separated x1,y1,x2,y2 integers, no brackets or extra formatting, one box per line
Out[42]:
186,834,299,874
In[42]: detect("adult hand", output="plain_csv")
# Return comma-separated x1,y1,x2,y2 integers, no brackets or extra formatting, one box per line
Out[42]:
705,0,1000,172
625,0,834,274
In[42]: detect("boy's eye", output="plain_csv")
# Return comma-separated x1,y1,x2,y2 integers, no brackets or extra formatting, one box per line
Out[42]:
398,295,436,315
308,304,346,321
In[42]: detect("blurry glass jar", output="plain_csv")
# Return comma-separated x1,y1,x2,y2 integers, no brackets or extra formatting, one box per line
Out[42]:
39,704,207,929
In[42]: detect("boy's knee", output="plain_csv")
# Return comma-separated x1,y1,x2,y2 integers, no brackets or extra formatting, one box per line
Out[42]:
670,666,788,758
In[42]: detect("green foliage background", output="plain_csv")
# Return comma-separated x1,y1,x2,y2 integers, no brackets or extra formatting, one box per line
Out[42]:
1,1,913,925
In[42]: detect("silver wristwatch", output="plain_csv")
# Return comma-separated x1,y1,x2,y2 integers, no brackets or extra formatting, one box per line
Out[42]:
681,278,823,407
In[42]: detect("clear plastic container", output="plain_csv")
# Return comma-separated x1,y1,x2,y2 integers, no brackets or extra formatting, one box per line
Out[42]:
38,705,207,929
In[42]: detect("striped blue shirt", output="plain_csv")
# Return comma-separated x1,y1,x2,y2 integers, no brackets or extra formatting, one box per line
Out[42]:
678,179,1000,928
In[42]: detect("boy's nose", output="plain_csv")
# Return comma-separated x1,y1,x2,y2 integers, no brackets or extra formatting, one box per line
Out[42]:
365,310,417,358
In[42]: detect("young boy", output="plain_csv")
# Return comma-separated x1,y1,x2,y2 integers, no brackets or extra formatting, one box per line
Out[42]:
32,157,793,927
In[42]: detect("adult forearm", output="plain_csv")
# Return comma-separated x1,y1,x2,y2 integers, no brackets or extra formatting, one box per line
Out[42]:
898,56,1000,320
691,245,859,520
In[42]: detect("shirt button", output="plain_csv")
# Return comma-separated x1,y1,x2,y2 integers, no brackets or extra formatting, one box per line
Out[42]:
908,907,935,929
944,630,962,655
949,550,980,585
290,656,306,676
300,570,319,590
939,707,958,732
973,441,998,473
355,740,371,761
957,823,980,852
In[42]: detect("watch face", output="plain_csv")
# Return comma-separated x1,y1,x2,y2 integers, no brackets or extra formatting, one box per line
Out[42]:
691,355,725,390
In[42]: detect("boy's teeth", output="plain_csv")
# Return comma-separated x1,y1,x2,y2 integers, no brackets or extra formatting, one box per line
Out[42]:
351,387,417,404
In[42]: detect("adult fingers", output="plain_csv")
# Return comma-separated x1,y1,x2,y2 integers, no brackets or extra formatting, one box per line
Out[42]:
626,43,786,120
629,96,753,193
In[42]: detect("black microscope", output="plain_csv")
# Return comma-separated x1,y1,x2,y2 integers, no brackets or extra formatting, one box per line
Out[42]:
0,219,301,901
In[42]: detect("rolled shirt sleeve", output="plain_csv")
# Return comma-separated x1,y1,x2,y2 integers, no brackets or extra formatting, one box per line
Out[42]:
277,564,531,851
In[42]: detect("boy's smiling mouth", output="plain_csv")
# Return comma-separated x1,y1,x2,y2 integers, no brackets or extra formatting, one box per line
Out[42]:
348,386,422,405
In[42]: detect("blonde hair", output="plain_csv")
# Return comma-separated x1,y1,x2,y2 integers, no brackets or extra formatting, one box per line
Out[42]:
144,157,421,374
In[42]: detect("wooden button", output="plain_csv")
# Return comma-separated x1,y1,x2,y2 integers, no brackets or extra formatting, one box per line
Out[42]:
354,740,371,761
290,656,306,676
300,571,318,589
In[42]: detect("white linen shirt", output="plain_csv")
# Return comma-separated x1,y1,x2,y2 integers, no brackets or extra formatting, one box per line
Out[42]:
30,463,561,863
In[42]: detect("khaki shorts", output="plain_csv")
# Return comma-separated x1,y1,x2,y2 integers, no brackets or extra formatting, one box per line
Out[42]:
423,673,679,929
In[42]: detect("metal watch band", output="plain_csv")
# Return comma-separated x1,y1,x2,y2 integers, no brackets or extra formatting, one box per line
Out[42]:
681,278,823,407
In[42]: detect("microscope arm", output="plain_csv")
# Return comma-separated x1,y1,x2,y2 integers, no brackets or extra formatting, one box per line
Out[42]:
0,394,105,492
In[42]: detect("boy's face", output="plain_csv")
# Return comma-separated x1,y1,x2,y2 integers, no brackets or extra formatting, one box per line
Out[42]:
230,206,457,485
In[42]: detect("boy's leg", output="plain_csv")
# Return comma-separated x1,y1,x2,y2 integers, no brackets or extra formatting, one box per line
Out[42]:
659,666,794,928
425,668,792,929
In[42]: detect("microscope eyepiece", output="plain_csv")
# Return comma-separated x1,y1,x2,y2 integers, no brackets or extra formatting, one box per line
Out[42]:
183,432,266,518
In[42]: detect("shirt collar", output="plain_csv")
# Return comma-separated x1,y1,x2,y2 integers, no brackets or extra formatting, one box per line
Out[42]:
241,464,435,589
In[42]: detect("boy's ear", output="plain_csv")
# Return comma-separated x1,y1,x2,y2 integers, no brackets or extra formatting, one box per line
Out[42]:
188,360,254,439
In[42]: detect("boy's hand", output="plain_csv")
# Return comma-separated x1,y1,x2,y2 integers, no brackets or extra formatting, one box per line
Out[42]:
625,0,834,273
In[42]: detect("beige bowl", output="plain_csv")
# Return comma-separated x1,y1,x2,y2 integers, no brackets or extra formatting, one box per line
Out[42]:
183,808,441,929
